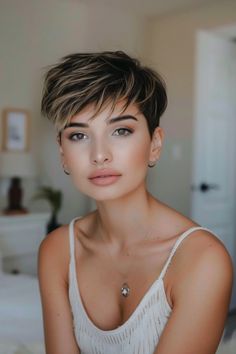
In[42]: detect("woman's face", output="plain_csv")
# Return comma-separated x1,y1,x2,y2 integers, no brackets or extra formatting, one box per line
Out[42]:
59,101,163,201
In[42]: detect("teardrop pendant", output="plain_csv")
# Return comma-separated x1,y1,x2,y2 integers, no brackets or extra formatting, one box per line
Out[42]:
121,282,130,297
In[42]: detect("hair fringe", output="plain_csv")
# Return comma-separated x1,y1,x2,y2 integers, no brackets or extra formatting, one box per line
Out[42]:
41,51,167,137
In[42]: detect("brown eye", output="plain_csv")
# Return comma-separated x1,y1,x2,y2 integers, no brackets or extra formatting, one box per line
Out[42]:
113,128,133,136
68,132,88,141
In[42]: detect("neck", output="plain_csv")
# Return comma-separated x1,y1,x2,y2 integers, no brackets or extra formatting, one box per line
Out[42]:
93,188,161,251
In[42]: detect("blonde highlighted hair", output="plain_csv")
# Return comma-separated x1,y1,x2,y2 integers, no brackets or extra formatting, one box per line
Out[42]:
41,51,167,139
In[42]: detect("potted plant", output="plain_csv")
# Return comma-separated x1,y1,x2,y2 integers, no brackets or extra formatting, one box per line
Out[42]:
31,186,63,233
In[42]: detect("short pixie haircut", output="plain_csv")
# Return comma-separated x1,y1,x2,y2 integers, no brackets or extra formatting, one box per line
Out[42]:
41,51,167,140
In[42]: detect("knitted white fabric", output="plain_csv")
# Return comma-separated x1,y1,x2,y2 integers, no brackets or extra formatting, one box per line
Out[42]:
68,216,213,354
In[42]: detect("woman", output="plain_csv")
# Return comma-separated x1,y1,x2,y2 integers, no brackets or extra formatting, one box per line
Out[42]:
38,51,233,354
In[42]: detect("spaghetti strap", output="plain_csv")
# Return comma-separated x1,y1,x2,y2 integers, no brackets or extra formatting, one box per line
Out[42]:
159,226,215,280
69,216,82,263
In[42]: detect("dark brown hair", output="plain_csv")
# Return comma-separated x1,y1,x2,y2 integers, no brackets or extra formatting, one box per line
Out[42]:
41,51,167,140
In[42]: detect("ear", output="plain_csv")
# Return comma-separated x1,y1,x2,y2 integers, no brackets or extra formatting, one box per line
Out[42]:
56,133,66,165
149,126,164,162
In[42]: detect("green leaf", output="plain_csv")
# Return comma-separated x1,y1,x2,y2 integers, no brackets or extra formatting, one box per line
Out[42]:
31,185,63,214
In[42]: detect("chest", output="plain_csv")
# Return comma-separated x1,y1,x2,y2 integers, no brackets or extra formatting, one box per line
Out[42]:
74,250,173,331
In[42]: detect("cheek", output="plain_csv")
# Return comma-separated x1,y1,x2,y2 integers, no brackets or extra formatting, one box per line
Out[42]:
121,138,150,167
62,145,88,175
71,156,87,174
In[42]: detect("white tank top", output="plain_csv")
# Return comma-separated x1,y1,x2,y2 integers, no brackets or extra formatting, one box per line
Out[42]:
68,216,214,354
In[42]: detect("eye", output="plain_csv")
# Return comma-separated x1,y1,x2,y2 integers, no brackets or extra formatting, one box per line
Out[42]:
113,128,133,136
68,132,88,141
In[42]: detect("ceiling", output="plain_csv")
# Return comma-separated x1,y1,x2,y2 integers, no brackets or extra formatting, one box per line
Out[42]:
80,0,221,18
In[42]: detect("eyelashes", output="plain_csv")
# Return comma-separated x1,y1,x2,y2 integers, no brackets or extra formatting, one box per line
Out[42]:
67,127,134,142
112,128,133,137
68,132,87,141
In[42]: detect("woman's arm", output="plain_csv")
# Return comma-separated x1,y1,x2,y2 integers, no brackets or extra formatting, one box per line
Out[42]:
38,227,80,354
155,234,233,354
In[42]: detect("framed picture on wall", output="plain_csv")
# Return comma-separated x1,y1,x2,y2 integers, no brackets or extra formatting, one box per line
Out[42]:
1,108,30,152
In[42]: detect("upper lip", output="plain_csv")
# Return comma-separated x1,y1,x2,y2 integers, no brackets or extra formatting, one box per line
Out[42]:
88,169,121,179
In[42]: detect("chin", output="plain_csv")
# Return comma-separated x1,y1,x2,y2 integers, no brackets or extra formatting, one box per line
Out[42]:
83,182,145,202
86,190,128,202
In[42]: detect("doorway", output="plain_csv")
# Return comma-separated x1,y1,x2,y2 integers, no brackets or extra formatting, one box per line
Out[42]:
191,28,236,310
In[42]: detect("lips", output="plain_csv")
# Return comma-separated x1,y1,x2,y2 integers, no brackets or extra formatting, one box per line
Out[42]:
88,169,121,179
88,169,122,187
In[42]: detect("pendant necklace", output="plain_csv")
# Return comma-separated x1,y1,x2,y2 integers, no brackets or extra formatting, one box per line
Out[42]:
121,282,130,298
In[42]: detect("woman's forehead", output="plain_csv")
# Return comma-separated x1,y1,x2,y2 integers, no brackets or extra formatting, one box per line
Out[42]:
69,100,142,124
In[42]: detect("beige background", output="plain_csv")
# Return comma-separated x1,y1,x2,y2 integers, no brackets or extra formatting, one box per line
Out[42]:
0,0,236,223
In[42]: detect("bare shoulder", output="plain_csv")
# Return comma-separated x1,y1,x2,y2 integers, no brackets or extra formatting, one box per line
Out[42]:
38,213,92,273
153,206,234,353
171,227,234,305
156,201,232,267
38,224,81,353
39,224,70,258
156,201,233,302
175,227,233,273
38,224,71,282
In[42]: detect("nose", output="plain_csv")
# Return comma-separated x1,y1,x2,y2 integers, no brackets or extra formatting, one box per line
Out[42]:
90,140,112,166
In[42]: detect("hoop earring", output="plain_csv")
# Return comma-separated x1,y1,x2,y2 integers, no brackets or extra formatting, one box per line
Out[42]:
148,161,157,168
63,163,70,175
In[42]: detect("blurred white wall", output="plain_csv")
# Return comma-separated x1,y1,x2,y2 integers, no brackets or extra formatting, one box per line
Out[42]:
145,0,236,216
0,0,147,223
1,0,236,223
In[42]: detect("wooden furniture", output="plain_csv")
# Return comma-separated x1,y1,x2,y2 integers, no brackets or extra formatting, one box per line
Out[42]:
0,212,50,275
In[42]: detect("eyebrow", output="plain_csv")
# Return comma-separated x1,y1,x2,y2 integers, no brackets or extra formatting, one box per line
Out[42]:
63,115,138,130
